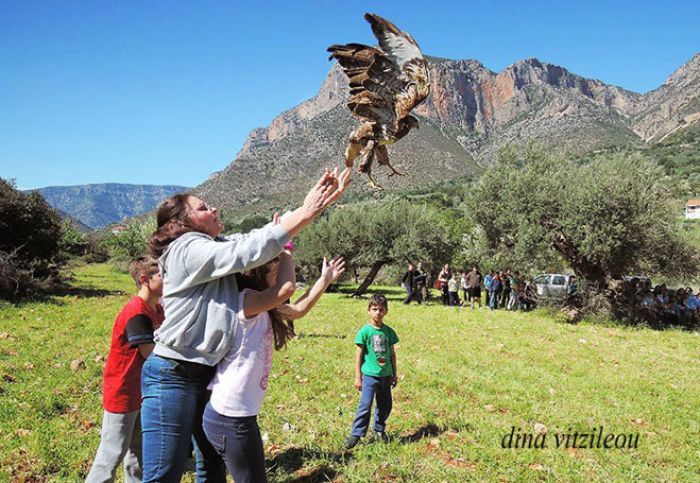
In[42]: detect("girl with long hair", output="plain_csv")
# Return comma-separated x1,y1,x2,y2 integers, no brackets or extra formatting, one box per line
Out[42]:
202,250,344,482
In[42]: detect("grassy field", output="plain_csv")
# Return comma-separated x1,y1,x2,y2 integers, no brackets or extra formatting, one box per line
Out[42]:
1,263,699,482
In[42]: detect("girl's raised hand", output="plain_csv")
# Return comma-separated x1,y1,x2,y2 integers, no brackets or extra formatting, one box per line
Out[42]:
321,256,345,284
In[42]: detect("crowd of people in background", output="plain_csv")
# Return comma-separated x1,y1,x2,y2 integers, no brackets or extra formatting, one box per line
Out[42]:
400,263,699,326
622,277,699,326
401,263,539,311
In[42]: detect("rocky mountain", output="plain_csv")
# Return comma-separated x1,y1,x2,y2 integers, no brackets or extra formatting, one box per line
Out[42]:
630,52,700,142
31,183,189,229
199,52,700,218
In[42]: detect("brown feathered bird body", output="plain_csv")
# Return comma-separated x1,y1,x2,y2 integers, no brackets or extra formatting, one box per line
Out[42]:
328,14,430,188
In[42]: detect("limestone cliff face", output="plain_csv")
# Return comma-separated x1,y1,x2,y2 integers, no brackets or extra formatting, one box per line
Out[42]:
632,52,700,142
236,65,348,156
418,58,639,132
198,52,700,216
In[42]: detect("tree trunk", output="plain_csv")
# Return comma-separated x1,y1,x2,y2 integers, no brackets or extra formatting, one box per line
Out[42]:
352,261,385,297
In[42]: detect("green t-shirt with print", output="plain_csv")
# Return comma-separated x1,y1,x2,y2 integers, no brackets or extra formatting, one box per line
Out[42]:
354,323,399,377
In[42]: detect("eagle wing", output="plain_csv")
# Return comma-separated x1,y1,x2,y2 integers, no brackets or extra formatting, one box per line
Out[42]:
328,14,430,139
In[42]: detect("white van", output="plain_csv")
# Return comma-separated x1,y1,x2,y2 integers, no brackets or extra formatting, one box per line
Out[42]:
532,273,575,299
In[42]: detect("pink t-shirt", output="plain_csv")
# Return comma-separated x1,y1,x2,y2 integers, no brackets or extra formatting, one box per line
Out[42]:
208,289,274,417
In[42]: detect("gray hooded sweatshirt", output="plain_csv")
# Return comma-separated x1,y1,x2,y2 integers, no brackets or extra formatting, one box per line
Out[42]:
153,224,290,365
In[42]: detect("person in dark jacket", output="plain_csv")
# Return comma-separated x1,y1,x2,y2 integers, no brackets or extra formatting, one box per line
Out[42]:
401,264,417,304
414,262,428,304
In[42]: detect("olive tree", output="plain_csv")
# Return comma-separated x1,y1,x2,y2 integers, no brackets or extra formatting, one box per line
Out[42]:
296,198,460,296
469,147,698,316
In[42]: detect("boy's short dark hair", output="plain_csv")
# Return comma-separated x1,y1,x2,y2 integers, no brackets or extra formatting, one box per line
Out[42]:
368,293,388,310
129,256,159,287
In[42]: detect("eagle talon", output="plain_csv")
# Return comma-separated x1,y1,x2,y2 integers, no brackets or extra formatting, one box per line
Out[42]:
366,174,383,190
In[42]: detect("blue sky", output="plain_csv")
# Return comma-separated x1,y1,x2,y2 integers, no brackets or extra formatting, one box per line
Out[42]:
2,0,698,190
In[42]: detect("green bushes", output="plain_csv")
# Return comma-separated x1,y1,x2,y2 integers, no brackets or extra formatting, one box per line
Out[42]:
0,178,64,297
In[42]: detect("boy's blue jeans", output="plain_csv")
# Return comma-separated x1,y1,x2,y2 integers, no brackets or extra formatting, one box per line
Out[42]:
350,375,393,437
140,354,226,483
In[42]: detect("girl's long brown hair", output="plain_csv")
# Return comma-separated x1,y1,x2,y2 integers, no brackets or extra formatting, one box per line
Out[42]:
236,261,294,351
149,193,195,258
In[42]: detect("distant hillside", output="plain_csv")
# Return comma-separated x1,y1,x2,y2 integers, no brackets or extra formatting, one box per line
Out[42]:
196,52,700,220
31,183,189,229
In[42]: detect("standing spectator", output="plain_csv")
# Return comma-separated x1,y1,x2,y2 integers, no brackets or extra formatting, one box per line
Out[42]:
484,270,494,308
500,269,512,308
460,270,469,305
86,257,164,483
414,262,428,304
566,275,579,306
344,294,399,449
508,271,523,311
401,263,417,305
438,264,450,306
447,271,460,307
521,279,536,311
465,265,483,309
490,272,502,310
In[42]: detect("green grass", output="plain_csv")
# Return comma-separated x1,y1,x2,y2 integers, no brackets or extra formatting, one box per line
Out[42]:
1,264,699,482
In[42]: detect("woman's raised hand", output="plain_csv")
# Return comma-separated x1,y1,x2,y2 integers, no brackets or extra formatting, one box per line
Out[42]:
282,168,352,238
302,168,352,217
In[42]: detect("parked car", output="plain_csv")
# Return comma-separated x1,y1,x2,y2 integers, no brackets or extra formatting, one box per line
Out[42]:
532,273,575,300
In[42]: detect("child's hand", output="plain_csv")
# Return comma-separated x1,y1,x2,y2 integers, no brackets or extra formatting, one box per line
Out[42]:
355,377,362,391
391,375,398,388
321,256,345,284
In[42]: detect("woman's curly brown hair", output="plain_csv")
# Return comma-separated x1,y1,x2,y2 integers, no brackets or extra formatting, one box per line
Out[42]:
149,193,195,258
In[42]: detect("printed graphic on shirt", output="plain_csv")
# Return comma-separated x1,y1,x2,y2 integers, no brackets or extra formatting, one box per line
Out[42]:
372,334,387,366
260,324,273,390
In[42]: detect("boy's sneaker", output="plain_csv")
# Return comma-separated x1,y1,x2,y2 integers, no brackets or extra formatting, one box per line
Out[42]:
344,436,360,449
370,431,390,443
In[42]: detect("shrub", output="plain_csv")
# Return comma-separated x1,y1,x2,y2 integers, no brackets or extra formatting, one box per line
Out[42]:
0,178,64,297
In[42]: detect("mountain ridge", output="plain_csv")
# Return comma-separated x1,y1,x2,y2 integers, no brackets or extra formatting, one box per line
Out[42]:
196,51,700,218
30,183,190,229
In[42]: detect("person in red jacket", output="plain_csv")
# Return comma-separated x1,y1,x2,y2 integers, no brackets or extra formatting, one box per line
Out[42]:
86,256,164,483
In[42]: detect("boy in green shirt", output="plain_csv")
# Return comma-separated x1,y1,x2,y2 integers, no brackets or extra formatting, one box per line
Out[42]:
345,294,399,449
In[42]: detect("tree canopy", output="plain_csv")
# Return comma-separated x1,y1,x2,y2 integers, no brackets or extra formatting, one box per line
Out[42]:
295,198,462,295
468,147,699,297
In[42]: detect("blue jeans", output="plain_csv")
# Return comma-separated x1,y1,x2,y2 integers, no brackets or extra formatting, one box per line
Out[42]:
202,404,266,483
140,355,226,483
490,290,501,310
350,375,393,437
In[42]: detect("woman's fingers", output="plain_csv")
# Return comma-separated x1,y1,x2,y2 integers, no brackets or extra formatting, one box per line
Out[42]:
320,170,350,208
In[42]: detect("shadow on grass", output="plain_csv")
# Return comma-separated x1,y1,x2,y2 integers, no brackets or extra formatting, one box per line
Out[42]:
267,446,351,482
53,285,126,298
398,421,472,445
398,422,445,444
296,333,347,340
5,284,125,308
333,285,409,302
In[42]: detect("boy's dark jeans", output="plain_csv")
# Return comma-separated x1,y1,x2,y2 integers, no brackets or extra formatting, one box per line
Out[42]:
350,375,393,437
